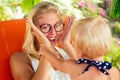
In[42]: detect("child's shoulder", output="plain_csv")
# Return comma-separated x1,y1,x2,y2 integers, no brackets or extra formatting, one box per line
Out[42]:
110,67,119,75
109,67,120,80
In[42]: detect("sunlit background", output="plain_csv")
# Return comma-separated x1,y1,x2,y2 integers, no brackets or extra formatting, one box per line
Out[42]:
0,0,113,20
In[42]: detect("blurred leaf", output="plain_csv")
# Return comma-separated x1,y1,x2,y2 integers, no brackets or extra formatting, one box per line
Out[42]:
109,0,120,19
21,0,34,15
114,22,120,35
105,38,120,71
21,0,42,15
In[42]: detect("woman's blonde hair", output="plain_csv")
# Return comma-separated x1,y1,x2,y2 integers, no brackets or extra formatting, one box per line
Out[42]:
23,1,64,58
71,16,112,59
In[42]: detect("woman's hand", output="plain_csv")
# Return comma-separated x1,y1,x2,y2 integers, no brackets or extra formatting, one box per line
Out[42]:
27,18,50,47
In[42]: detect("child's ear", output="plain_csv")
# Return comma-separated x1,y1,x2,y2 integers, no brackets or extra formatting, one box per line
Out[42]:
76,50,82,59
77,54,82,59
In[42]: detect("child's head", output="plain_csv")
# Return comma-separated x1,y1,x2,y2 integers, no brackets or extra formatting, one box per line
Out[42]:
71,16,112,59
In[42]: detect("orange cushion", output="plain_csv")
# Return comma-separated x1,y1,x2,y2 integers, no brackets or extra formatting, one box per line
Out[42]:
0,19,26,80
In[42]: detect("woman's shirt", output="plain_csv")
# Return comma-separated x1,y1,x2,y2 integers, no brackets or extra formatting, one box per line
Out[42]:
31,47,71,80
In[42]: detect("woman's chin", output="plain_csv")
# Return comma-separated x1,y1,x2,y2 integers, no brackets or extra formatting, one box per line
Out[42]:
50,41,56,47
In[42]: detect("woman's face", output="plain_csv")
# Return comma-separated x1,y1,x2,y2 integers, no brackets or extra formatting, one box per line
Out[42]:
36,12,63,46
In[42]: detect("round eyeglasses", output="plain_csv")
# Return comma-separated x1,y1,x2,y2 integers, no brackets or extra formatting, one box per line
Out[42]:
39,21,64,33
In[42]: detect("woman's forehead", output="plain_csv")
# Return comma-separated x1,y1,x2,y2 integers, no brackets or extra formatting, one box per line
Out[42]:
37,12,60,25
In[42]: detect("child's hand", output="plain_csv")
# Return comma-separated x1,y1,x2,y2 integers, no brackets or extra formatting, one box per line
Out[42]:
59,16,75,45
26,18,50,46
38,44,53,57
58,16,77,59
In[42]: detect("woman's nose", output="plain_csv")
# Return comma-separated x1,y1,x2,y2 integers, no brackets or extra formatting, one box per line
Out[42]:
49,27,57,35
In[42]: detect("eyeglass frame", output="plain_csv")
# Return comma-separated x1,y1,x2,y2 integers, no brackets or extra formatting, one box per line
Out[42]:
38,21,64,33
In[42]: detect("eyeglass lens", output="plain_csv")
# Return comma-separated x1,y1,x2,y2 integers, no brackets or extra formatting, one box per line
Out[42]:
39,21,64,33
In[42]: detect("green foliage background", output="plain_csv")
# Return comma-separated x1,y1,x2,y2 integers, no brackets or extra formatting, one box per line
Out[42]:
110,0,120,19
21,0,42,15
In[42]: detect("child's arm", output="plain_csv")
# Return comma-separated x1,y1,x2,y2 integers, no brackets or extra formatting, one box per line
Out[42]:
59,16,77,59
39,45,67,73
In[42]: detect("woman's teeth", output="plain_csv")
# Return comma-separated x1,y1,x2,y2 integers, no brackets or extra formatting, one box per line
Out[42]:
49,38,55,42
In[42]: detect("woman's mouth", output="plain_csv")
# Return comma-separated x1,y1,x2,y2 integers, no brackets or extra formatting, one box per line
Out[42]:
48,38,56,42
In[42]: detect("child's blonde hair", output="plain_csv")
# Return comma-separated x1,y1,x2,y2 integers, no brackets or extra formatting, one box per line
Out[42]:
71,16,112,59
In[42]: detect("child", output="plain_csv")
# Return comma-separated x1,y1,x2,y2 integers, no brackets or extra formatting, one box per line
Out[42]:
32,16,120,80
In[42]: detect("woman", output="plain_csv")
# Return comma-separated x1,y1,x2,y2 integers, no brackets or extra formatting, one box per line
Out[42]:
10,1,76,80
